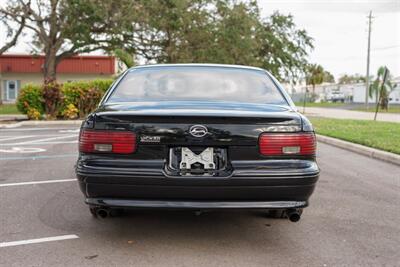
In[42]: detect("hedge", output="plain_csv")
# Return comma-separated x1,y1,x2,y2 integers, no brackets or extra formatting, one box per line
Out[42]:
16,79,114,120
16,84,44,115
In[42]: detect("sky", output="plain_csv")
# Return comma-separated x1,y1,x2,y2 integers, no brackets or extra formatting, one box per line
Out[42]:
257,0,400,78
1,0,399,79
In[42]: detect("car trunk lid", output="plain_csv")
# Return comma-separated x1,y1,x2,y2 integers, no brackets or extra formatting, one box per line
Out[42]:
93,101,302,147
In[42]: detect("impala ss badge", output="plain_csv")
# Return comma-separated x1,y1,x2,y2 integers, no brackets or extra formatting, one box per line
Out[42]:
189,125,208,137
140,136,161,143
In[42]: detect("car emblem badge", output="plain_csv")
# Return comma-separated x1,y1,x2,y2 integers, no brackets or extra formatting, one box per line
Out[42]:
140,136,161,143
189,125,208,138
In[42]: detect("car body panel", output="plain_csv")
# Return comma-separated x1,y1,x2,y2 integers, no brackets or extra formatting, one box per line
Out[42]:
76,64,319,212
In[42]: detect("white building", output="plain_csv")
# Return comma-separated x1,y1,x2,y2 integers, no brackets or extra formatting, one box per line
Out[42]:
289,76,400,104
353,76,400,104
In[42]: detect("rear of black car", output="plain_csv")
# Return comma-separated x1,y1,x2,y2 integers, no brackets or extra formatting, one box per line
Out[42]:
75,64,319,221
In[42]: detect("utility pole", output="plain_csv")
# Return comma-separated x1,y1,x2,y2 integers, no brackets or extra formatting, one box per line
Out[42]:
365,11,373,109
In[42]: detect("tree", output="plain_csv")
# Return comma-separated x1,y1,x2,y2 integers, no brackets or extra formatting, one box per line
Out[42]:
338,74,366,84
1,0,314,84
323,71,335,83
305,64,324,94
130,0,313,83
131,0,217,63
211,0,262,66
114,49,135,68
257,11,313,83
369,66,396,110
0,6,27,104
1,0,137,82
0,15,26,55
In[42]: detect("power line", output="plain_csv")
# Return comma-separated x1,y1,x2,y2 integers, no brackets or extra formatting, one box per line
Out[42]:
371,45,400,51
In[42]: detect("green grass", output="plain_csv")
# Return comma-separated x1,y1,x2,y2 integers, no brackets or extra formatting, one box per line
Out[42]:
0,104,21,115
354,106,400,114
294,102,345,108
310,117,400,155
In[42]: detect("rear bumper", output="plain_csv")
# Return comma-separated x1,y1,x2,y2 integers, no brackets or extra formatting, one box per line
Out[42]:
86,198,308,209
76,158,319,209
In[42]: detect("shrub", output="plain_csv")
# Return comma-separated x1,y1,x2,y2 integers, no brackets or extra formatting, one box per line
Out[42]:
77,87,103,118
61,103,79,119
26,107,42,120
62,79,113,118
61,83,83,108
62,79,113,94
89,79,114,93
17,79,114,120
16,84,44,115
42,81,63,119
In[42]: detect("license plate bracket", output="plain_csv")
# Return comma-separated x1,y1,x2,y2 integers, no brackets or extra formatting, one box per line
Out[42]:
167,147,230,176
180,147,216,170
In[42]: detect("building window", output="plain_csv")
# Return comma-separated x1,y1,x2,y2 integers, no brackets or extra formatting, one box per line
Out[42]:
5,80,20,101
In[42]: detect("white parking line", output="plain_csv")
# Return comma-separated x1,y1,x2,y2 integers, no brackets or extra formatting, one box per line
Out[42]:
0,135,78,146
0,127,79,132
0,141,78,146
0,134,77,139
15,134,78,145
0,235,79,248
0,136,35,142
0,147,46,153
59,129,80,133
0,179,77,187
0,153,77,160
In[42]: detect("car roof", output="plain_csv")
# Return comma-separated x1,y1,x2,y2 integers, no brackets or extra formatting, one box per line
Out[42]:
128,63,266,72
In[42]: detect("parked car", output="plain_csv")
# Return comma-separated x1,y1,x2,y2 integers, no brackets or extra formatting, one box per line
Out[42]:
327,91,345,102
76,64,319,222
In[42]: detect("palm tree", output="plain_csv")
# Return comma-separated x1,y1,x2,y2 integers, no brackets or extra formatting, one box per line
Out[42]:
369,66,396,110
305,64,325,94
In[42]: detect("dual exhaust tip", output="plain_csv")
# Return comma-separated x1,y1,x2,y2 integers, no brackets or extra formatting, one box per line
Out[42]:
95,208,110,218
286,209,301,222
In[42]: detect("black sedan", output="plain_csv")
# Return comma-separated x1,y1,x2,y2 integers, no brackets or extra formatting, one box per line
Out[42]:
76,64,319,222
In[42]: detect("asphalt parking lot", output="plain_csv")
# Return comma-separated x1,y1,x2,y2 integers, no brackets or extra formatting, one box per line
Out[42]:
0,125,399,267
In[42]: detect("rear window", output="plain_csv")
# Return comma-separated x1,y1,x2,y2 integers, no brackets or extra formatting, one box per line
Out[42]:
107,66,287,105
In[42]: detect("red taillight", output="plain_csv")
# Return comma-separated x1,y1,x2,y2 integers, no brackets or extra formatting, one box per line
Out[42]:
79,130,136,154
259,133,316,156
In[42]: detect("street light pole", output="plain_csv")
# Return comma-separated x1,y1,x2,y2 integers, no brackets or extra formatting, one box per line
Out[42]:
365,10,373,109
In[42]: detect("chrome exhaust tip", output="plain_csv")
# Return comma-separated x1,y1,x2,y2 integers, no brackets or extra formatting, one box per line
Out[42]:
286,209,301,222
96,208,110,218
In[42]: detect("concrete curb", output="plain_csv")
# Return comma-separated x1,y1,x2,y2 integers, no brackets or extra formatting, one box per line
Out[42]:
317,134,400,166
0,120,83,129
0,114,28,121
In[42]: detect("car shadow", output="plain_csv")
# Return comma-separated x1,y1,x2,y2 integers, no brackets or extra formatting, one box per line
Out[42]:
37,185,294,251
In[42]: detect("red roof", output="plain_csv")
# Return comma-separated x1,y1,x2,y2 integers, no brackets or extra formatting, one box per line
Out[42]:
0,54,115,75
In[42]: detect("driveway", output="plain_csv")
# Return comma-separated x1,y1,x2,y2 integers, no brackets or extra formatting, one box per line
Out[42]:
1,125,399,266
301,107,400,123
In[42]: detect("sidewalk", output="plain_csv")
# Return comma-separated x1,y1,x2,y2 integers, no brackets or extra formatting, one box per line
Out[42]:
302,107,400,123
0,114,28,122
